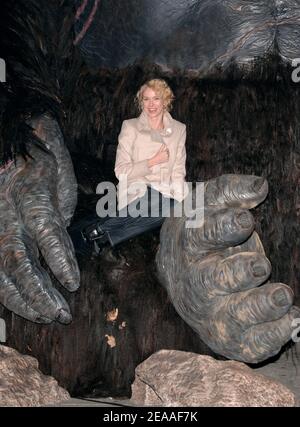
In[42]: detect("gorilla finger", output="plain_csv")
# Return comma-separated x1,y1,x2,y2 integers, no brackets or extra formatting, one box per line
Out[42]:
0,272,52,323
228,283,294,328
204,252,271,296
14,159,80,292
184,208,254,255
2,241,72,323
36,221,80,293
28,114,77,225
37,268,73,324
205,174,268,209
222,231,266,259
19,191,80,291
241,306,300,363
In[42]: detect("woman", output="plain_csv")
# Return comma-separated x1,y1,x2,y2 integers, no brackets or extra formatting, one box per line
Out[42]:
69,78,188,255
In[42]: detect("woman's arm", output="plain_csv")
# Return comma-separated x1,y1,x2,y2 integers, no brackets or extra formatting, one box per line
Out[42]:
114,121,151,180
171,124,188,201
171,125,187,181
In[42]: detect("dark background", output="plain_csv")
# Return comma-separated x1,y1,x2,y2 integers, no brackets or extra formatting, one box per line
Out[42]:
0,0,299,397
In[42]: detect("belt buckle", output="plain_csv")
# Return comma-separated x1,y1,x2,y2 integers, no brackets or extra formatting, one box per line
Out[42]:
81,224,102,242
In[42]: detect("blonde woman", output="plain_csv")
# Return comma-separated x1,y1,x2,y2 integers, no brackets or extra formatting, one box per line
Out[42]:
69,79,188,255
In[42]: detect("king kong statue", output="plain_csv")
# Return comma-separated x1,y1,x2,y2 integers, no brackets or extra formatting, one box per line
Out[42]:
0,0,300,398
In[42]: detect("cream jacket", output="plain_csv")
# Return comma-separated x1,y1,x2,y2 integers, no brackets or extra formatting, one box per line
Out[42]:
114,111,189,210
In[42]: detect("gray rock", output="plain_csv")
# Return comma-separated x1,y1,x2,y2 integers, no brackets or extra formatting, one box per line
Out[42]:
0,345,69,406
131,350,298,407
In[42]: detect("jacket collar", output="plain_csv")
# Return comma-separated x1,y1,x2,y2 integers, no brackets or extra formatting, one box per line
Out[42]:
136,110,174,136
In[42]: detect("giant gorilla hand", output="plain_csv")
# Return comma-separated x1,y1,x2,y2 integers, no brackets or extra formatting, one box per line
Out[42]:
156,175,300,363
0,114,79,323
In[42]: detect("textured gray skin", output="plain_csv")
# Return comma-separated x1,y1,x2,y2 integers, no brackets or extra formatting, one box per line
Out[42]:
75,0,300,72
29,115,78,227
0,114,79,324
156,175,300,363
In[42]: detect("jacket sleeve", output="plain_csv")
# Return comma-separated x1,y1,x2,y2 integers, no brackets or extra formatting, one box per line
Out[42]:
170,124,189,201
114,120,151,180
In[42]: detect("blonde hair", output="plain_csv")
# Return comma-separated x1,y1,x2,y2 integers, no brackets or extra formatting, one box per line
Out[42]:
135,79,175,112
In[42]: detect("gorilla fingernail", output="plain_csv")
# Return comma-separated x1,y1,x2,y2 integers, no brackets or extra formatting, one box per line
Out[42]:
236,211,252,228
64,281,80,292
272,288,293,307
56,308,72,324
251,177,266,193
251,261,267,278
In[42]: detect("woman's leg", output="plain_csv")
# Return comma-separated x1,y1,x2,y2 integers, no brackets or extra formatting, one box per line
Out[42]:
68,187,178,254
100,187,177,246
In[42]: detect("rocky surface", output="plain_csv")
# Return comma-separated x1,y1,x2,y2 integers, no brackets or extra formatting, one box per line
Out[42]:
131,350,298,407
0,345,69,406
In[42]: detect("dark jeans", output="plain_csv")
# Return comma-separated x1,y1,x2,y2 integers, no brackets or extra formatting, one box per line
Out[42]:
68,187,178,255
100,187,177,246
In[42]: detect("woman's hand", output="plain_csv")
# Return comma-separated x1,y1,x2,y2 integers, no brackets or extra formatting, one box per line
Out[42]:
148,144,169,168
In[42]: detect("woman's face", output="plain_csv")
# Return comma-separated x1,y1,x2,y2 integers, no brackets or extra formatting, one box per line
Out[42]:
142,87,165,119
